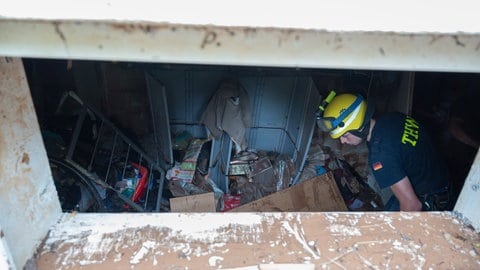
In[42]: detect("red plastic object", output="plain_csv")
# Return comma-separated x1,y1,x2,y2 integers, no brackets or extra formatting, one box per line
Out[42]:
222,194,241,212
130,162,149,203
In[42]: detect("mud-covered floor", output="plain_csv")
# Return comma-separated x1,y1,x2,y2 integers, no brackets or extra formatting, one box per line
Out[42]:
35,212,479,269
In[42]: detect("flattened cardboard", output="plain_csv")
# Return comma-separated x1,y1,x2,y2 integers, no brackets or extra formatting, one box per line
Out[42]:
170,192,216,212
230,172,347,212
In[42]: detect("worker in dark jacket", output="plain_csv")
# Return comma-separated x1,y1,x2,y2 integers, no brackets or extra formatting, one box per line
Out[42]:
319,93,451,211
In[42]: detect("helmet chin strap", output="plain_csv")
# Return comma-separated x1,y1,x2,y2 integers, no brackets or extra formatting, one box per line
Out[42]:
351,120,370,139
350,99,374,140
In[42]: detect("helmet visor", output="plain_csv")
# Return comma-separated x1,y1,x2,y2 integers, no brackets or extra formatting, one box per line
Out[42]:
317,116,337,132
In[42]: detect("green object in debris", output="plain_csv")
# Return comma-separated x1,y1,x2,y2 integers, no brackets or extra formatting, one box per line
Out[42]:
229,163,251,176
181,161,196,171
172,131,193,150
121,188,134,199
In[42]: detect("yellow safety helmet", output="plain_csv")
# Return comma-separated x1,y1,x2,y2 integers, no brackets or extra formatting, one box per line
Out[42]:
322,93,368,139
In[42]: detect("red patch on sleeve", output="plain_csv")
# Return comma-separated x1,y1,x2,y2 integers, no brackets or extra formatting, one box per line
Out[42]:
372,161,383,171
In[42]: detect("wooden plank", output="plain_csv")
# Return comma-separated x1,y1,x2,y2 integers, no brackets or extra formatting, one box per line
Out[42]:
231,172,347,212
170,192,216,212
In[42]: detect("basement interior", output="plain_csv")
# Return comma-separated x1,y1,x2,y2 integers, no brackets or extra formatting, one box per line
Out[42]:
22,58,480,214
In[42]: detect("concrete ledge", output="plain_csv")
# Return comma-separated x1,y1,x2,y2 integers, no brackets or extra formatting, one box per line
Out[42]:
35,212,480,269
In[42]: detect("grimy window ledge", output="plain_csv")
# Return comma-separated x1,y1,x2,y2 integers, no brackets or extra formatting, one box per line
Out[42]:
35,212,480,269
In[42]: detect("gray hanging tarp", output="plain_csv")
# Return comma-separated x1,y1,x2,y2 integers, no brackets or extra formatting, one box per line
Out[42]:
201,79,253,152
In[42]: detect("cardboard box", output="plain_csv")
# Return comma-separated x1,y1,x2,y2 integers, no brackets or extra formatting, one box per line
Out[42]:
170,192,216,212
230,172,347,212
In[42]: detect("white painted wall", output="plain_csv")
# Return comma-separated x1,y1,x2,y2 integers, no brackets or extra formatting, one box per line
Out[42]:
454,150,480,229
0,58,62,269
0,224,16,270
